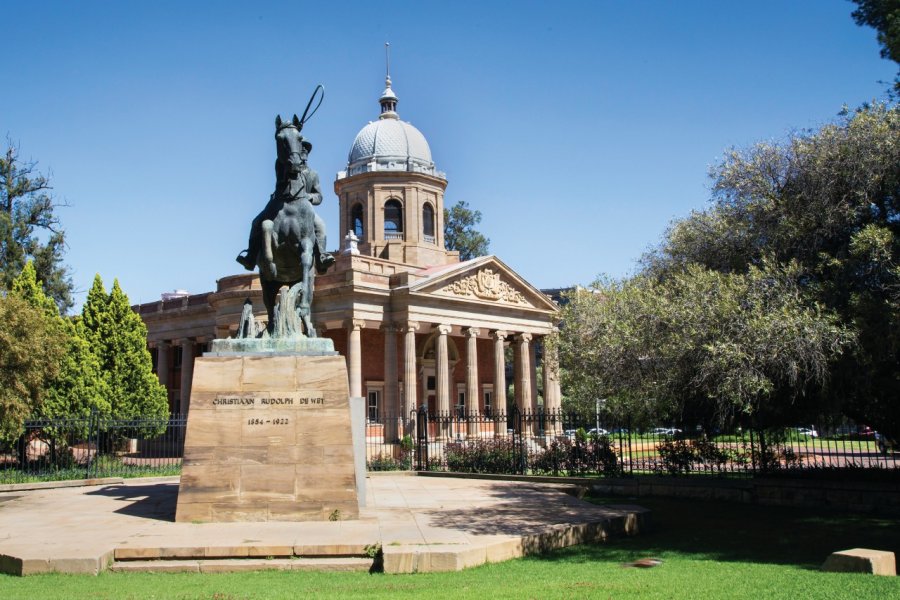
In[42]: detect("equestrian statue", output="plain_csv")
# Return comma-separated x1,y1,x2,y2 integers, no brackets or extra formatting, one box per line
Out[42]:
235,85,335,338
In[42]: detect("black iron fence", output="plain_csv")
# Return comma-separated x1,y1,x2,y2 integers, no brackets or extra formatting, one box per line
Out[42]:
0,411,185,484
3,408,897,485
365,407,900,477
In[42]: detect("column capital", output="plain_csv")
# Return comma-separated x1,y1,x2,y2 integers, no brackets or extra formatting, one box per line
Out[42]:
380,322,400,334
435,323,452,335
344,318,366,332
401,321,420,333
491,329,509,341
515,332,533,344
464,327,481,338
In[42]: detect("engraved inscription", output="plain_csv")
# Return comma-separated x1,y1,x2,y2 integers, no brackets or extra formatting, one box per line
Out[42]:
213,397,256,406
247,417,290,425
212,392,325,408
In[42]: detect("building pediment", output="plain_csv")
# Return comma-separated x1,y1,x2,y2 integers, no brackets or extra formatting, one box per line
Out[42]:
407,256,558,312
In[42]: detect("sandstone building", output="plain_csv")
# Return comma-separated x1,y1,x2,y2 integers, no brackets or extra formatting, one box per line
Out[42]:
136,74,562,441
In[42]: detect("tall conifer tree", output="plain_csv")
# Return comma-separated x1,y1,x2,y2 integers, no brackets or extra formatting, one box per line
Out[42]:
81,275,168,420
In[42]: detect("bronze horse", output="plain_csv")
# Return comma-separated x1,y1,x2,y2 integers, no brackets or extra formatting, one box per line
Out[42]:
237,112,334,337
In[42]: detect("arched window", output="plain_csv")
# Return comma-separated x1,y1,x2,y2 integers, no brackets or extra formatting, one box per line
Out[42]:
384,199,403,238
423,203,435,242
351,203,364,238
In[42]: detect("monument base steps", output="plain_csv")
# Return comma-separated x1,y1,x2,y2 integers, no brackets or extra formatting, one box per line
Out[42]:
110,542,378,574
110,557,374,574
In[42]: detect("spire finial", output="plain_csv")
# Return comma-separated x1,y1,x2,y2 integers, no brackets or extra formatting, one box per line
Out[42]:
379,42,398,118
385,42,392,88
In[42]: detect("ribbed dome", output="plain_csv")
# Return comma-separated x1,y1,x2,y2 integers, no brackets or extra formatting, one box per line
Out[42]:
343,76,442,179
348,118,433,165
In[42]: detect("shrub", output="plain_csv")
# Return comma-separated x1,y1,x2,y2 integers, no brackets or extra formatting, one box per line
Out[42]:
657,438,734,474
531,436,618,476
445,438,519,474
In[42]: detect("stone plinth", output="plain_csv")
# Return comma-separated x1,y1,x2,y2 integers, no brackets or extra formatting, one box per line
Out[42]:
208,336,337,356
822,548,896,576
175,354,359,523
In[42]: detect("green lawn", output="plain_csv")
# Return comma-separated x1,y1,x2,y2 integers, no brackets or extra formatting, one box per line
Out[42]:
1,495,897,599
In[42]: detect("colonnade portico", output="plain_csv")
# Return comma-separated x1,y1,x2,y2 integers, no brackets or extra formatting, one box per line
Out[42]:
336,317,562,441
147,336,210,415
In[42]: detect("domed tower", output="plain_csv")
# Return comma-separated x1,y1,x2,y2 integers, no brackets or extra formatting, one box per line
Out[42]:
335,74,457,267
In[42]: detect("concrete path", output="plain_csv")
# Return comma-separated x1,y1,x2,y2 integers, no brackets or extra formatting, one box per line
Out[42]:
0,474,649,575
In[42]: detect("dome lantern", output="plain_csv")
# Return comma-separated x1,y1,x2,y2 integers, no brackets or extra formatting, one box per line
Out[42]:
379,75,398,119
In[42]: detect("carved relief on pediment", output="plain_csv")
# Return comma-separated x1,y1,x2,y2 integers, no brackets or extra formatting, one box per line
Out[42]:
437,268,529,306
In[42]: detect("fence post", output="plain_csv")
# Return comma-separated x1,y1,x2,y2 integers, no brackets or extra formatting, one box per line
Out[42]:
627,416,633,476
749,425,757,475
86,407,98,479
415,405,428,471
513,406,526,475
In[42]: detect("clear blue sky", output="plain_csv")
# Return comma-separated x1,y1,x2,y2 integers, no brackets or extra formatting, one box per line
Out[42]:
3,1,895,310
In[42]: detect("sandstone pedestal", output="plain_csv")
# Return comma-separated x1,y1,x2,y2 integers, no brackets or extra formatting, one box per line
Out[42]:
175,354,360,522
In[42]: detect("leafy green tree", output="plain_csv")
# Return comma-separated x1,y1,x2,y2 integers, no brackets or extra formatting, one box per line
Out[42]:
0,294,67,443
444,200,490,261
1,140,73,312
643,103,900,436
559,262,853,430
81,275,168,421
852,0,900,92
12,263,110,422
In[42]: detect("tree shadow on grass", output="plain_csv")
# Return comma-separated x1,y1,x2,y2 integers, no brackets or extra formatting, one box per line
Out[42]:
529,495,900,570
85,482,177,522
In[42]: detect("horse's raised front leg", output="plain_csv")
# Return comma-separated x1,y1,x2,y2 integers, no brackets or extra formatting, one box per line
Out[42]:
260,220,277,280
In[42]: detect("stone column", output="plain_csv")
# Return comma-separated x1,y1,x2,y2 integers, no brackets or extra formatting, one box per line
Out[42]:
346,319,365,398
492,330,508,437
179,338,195,416
543,334,562,434
435,324,452,441
530,337,541,436
401,322,419,439
156,341,171,411
464,327,481,439
382,323,400,442
515,333,532,437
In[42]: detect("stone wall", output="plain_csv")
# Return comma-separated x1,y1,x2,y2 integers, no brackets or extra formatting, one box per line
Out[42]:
590,476,900,514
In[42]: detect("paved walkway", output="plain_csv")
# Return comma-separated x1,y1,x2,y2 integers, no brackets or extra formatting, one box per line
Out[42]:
0,474,649,575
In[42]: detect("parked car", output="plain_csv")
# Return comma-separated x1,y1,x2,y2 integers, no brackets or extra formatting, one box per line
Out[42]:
794,427,819,438
588,427,609,436
650,427,682,436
